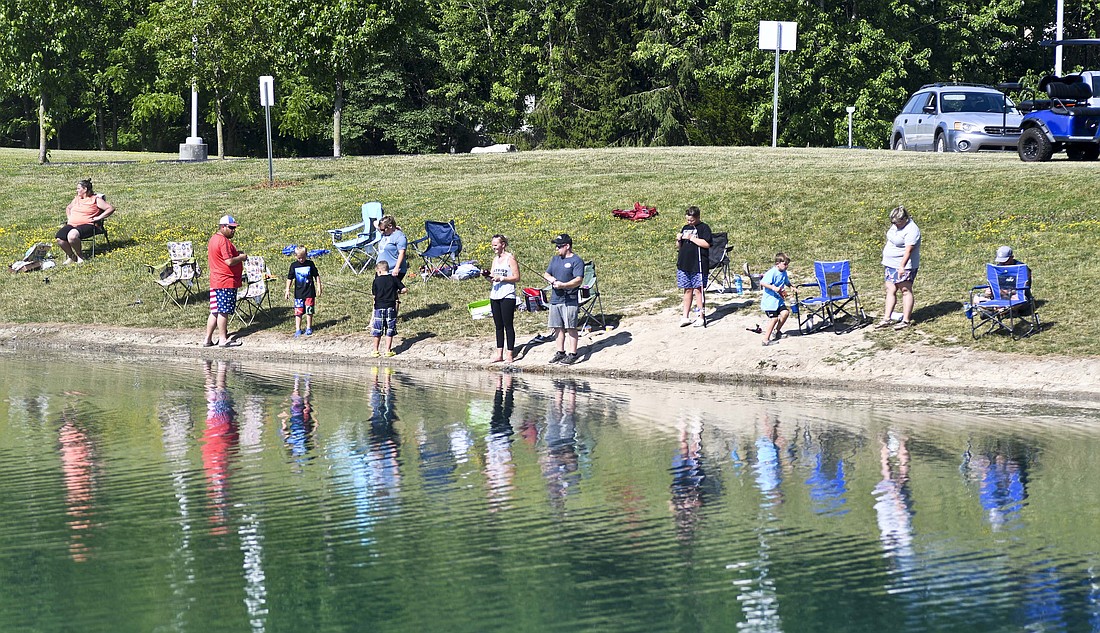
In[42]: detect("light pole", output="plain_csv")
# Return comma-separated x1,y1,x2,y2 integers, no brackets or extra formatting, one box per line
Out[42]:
846,106,855,148
179,0,207,161
1055,0,1064,76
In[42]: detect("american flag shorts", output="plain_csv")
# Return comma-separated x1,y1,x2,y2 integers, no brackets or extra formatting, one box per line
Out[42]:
209,288,237,315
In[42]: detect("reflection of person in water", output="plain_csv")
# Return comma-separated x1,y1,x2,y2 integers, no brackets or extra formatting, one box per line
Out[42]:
367,368,401,503
669,418,708,541
280,374,317,460
484,373,516,511
961,442,1029,531
540,379,580,510
202,360,239,534
58,408,96,562
753,415,785,507
873,431,914,559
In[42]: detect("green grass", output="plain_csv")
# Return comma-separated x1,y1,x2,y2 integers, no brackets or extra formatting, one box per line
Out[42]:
1,146,1096,356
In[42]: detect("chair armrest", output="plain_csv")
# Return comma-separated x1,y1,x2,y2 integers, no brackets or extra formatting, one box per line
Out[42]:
970,284,991,291
796,282,817,288
328,222,366,237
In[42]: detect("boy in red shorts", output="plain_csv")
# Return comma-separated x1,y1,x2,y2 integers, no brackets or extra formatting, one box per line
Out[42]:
284,246,322,337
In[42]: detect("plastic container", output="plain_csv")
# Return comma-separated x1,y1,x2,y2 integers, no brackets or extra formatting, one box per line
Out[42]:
468,299,492,320
734,275,743,295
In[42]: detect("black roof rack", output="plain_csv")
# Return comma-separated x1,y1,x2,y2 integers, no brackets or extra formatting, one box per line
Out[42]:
917,82,998,90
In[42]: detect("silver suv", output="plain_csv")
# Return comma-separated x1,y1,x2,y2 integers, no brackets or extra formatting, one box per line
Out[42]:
890,84,1022,152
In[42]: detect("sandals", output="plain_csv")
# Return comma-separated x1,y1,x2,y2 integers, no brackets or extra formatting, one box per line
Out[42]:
873,320,893,330
894,320,913,331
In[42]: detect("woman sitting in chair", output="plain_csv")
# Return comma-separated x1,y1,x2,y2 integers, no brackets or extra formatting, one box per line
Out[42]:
56,179,114,264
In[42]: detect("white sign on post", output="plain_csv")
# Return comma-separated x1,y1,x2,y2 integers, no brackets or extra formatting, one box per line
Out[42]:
259,75,274,107
758,21,797,51
759,21,797,148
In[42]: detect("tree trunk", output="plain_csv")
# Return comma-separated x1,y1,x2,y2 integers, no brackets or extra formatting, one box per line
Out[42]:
215,96,225,159
333,79,343,158
38,94,48,164
96,105,106,150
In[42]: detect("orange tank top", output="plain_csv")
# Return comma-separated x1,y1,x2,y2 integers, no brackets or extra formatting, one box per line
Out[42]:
68,195,100,226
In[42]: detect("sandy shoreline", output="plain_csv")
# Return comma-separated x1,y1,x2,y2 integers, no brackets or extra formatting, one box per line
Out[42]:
5,291,1098,402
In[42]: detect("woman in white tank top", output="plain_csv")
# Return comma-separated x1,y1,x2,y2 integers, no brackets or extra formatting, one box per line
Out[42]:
488,234,520,363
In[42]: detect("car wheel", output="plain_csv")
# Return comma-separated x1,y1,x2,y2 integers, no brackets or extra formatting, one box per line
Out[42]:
1066,144,1100,161
1018,128,1054,162
893,136,906,151
934,133,947,153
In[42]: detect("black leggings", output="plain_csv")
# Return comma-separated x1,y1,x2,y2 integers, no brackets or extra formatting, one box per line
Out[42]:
490,297,516,351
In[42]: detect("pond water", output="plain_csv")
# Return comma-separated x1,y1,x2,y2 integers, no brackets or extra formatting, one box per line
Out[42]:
1,352,1099,633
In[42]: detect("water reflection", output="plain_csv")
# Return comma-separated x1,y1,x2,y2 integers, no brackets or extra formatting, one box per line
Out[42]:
540,379,581,512
57,407,95,562
2,355,1100,632
483,373,516,512
279,374,317,462
201,360,238,534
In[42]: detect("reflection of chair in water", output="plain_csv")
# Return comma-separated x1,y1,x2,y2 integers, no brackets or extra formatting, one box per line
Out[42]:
705,231,735,293
146,241,203,308
795,260,868,334
235,256,272,325
968,263,1039,340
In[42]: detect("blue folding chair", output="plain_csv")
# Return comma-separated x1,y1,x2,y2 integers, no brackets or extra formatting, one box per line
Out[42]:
794,260,868,334
968,264,1039,340
411,220,463,280
327,201,384,273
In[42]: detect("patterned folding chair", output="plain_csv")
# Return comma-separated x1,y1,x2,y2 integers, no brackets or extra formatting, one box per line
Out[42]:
146,241,203,308
235,256,272,325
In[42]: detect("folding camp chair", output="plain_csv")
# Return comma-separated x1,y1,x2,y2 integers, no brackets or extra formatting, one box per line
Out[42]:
327,201,384,273
411,220,463,280
84,193,110,258
705,232,736,293
578,261,606,331
968,264,1039,340
235,256,272,325
146,241,203,308
794,260,868,334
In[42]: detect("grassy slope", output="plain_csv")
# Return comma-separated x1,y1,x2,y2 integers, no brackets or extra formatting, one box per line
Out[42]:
0,146,1095,356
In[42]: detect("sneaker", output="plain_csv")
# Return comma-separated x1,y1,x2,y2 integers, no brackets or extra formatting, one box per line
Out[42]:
559,353,578,365
692,317,706,327
305,328,313,336
371,351,381,358
772,329,783,340
294,330,302,338
384,350,396,357
762,339,778,346
679,317,692,327
548,351,567,364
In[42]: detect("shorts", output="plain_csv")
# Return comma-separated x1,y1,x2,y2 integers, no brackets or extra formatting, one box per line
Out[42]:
209,288,237,315
884,267,918,284
677,270,707,289
55,223,98,241
371,307,397,337
294,297,315,316
764,306,789,318
548,303,579,329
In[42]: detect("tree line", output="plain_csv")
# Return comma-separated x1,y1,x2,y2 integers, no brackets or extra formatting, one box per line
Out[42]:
2,0,1099,162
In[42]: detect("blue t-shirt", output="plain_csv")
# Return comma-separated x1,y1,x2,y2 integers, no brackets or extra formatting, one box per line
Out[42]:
378,230,408,273
760,265,789,312
546,253,584,305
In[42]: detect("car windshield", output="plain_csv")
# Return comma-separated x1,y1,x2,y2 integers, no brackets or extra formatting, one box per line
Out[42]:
940,92,1019,115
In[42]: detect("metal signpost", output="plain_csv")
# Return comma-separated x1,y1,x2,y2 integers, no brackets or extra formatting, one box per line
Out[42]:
759,21,797,148
260,76,274,185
